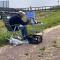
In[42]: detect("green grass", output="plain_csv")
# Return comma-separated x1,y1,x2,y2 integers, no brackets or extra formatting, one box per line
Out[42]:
27,10,60,33
36,10,60,28
0,20,11,46
0,9,60,46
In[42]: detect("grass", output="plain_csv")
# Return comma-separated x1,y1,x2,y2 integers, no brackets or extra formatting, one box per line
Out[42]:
27,10,60,33
37,10,60,28
0,9,60,46
0,20,10,46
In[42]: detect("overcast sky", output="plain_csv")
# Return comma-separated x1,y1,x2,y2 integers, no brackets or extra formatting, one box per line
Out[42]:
0,0,60,8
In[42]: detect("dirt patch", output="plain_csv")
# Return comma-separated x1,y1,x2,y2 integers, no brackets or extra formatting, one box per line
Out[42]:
0,25,60,60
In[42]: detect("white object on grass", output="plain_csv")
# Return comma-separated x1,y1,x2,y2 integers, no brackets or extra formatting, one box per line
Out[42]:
9,37,23,46
9,37,29,46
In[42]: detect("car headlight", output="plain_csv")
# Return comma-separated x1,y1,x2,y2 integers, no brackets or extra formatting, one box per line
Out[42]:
7,16,10,19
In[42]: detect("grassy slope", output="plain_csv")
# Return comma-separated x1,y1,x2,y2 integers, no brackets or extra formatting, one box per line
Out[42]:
37,10,60,28
0,9,60,46
27,10,60,33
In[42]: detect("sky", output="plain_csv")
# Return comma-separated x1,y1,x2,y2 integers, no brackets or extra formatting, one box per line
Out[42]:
0,0,60,8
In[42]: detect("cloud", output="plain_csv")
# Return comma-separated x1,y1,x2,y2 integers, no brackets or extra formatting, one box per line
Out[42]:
0,0,59,8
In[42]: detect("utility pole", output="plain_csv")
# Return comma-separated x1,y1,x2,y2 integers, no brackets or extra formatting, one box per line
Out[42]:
7,0,9,8
58,0,59,6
